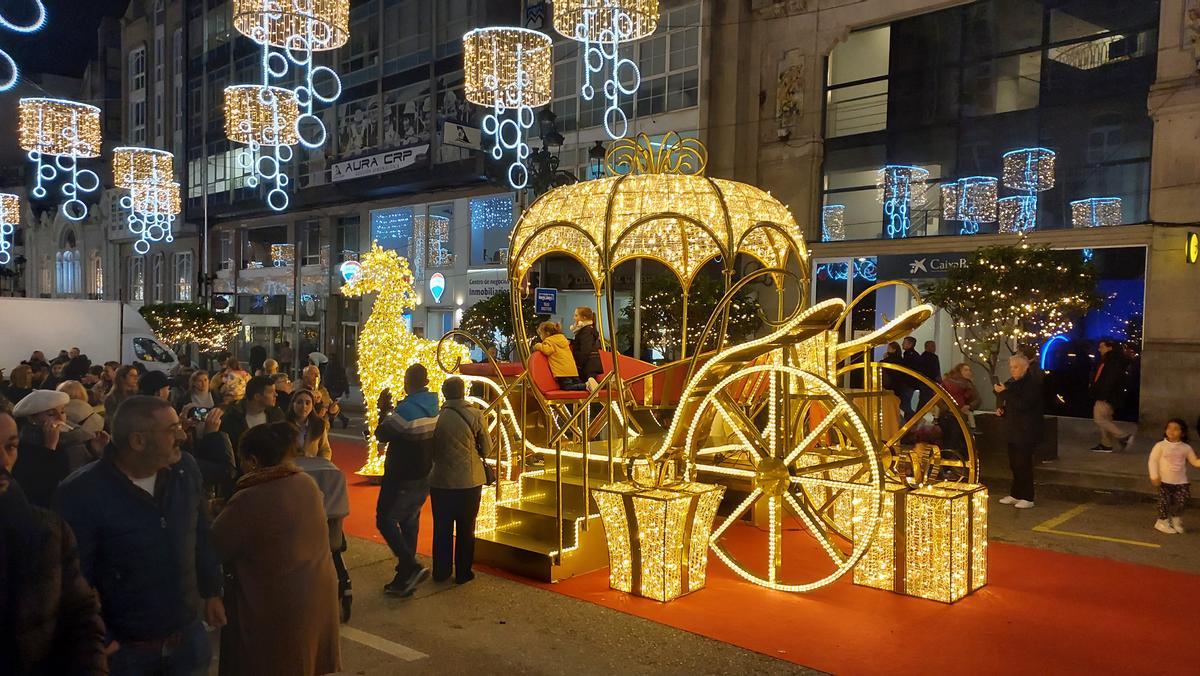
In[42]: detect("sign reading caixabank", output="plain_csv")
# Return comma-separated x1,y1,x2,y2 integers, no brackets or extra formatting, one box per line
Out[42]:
331,144,430,182
875,252,970,280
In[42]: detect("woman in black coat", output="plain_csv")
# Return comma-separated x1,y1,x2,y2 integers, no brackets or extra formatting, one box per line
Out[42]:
570,307,603,383
994,354,1043,509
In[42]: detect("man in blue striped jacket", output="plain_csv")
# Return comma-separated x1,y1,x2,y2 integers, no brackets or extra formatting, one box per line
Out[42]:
375,364,439,597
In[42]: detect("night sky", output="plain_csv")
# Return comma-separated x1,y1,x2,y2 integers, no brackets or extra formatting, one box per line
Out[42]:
3,0,130,78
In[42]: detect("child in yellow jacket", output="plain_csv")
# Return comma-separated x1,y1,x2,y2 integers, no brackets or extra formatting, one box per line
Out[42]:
535,321,595,391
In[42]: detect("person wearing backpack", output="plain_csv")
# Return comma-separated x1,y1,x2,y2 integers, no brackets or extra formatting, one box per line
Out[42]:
429,377,490,585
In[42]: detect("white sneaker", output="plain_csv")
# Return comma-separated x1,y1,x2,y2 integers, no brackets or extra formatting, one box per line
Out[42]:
1171,517,1185,534
1122,433,1136,451
999,495,1018,505
1014,499,1035,509
1155,519,1179,534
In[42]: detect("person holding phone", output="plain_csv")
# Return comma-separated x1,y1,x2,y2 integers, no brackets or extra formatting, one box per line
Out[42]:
181,402,236,500
175,370,219,413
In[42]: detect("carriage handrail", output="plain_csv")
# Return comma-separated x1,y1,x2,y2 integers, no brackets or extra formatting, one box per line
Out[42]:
435,329,530,417
547,370,617,447
831,279,923,340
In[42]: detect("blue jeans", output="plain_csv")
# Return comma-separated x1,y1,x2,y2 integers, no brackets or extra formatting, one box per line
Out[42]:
376,477,429,576
108,619,210,676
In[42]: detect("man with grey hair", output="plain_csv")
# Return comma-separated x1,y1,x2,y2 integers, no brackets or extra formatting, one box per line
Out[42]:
56,396,225,675
994,354,1043,509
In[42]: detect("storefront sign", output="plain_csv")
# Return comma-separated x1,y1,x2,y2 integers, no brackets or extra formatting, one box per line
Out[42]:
429,273,446,304
1187,232,1199,265
876,252,970,280
443,122,481,151
468,269,508,300
535,287,557,314
331,144,429,182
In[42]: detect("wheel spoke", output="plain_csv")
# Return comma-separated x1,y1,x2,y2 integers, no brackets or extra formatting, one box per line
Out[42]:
784,492,847,565
768,495,782,585
711,487,761,540
713,393,771,460
886,396,939,448
784,402,849,465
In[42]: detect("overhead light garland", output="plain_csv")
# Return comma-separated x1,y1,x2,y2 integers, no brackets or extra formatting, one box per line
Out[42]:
0,0,47,92
18,98,102,222
876,165,929,239
941,176,998,235
113,147,180,255
821,204,845,242
463,26,554,190
1000,147,1055,233
228,0,348,211
0,193,19,265
1070,197,1122,228
553,0,659,140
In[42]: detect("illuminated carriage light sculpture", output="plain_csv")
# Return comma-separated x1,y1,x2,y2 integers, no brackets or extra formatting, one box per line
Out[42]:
224,85,301,212
941,176,998,236
463,27,554,190
18,98,103,222
1070,197,1122,228
553,0,659,140
0,193,19,266
876,165,929,239
1000,147,1055,233
113,147,179,254
0,0,47,92
229,0,347,211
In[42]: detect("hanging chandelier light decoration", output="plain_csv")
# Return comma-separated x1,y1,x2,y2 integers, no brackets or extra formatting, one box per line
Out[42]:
821,204,845,242
876,165,929,239
18,98,103,222
941,176,998,235
0,193,19,265
228,0,348,211
553,0,659,140
113,147,180,255
463,26,554,190
1000,147,1055,233
0,0,47,92
1070,197,1122,228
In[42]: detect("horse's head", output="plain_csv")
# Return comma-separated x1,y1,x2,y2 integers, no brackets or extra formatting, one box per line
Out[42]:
340,242,418,308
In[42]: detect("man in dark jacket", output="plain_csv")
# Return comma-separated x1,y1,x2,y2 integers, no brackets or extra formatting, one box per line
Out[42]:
375,364,439,597
219,375,284,454
0,411,107,676
1089,339,1132,453
897,336,921,420
994,355,1042,509
915,340,942,414
56,396,226,675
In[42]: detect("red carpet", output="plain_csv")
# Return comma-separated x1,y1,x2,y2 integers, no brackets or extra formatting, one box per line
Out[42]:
332,439,1195,675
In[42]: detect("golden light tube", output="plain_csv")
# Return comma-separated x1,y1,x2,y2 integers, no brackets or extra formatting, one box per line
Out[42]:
18,97,103,158
232,0,350,51
113,147,174,189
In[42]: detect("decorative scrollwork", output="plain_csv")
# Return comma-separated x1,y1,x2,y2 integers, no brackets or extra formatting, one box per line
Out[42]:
604,131,707,176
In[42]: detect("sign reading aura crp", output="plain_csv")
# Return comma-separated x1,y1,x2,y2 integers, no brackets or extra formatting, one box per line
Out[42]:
875,252,970,280
332,144,430,182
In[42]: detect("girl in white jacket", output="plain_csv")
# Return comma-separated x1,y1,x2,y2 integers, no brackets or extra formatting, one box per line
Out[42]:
1148,419,1200,534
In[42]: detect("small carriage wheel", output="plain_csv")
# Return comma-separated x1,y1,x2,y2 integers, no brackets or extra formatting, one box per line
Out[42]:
687,364,885,592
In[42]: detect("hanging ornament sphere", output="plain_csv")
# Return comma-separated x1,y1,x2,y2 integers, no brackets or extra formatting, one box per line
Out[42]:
1002,147,1055,192
232,0,350,51
553,0,659,43
463,27,553,109
224,85,301,146
112,147,174,189
18,97,102,157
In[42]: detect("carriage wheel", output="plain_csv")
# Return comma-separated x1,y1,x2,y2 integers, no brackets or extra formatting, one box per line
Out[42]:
687,364,884,592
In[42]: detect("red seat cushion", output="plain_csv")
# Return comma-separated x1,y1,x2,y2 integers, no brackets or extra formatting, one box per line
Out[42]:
529,352,600,401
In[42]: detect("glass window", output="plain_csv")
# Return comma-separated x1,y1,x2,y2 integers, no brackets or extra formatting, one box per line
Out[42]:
91,255,104,299
174,251,193,301
129,256,145,302
133,337,175,364
470,195,514,266
152,254,165,303
336,215,360,263
129,46,146,92
426,202,455,270
370,206,415,262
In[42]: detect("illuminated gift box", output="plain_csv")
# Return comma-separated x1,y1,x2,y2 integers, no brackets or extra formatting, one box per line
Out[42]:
853,481,988,603
592,480,725,602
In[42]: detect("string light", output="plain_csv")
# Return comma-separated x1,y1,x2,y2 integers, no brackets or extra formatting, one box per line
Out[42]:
112,147,174,188
1070,197,1122,228
18,98,102,222
553,0,659,140
0,193,19,266
112,147,178,255
463,27,554,190
224,84,300,212
1000,147,1055,233
340,243,470,476
139,303,242,351
941,176,997,235
876,165,929,239
821,204,845,241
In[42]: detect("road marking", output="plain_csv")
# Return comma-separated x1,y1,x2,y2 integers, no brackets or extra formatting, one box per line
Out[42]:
341,626,429,661
1031,503,1161,549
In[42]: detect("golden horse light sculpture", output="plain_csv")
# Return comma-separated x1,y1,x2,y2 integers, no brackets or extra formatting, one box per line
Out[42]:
341,243,470,476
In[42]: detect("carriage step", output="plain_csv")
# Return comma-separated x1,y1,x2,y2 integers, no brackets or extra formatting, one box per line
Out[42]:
475,521,610,583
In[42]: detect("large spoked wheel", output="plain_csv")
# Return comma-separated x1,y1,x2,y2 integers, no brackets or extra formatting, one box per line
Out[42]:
687,364,884,592
835,361,978,486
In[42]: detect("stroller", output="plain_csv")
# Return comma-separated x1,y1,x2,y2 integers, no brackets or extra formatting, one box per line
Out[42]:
295,455,353,622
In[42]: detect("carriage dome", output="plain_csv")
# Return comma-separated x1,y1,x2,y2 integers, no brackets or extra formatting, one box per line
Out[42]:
508,134,810,287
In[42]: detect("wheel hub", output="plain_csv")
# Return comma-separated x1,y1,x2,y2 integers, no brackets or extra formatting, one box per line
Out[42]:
754,456,790,496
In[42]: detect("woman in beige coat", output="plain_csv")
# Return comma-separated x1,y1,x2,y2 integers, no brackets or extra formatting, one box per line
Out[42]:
212,422,340,676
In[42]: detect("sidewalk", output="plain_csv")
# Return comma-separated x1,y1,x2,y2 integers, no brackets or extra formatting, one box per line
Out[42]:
979,415,1159,500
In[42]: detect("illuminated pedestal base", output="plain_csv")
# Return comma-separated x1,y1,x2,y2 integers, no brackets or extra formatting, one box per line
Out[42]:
592,481,725,602
853,481,988,603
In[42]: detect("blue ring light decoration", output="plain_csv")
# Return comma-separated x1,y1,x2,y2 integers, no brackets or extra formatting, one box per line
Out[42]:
815,257,877,283
941,176,998,236
119,184,179,256
1040,334,1069,371
876,165,929,239
0,1,47,92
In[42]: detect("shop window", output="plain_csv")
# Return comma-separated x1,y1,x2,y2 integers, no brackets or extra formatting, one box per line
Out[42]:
470,195,513,267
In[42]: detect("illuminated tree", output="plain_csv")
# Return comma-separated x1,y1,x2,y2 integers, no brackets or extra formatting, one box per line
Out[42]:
459,290,542,360
139,303,241,353
922,243,1102,380
619,273,763,361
